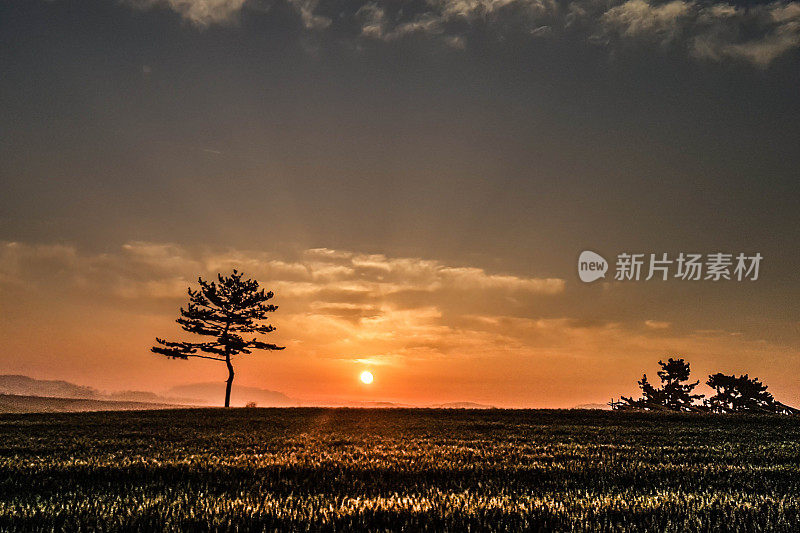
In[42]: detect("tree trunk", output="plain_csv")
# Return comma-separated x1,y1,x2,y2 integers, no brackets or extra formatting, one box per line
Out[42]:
224,353,234,408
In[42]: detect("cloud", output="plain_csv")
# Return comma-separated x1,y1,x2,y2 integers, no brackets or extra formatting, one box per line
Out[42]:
125,0,249,26
599,0,693,44
288,0,332,30
0,240,566,364
124,0,800,66
124,0,331,29
438,267,564,293
0,240,563,301
690,2,800,67
355,5,457,45
354,0,560,47
2,240,798,406
3,241,789,369
592,0,800,67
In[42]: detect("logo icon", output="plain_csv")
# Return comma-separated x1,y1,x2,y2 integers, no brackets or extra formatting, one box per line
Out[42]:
578,251,608,283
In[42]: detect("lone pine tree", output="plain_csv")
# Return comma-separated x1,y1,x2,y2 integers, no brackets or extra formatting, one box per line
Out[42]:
152,270,284,407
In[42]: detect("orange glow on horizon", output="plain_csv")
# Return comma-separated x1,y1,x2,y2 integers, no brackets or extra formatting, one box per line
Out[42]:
0,241,798,409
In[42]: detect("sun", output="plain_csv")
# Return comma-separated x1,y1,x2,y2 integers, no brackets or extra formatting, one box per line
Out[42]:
360,371,374,384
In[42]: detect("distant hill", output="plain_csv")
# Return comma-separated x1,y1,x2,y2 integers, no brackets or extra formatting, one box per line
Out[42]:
0,375,301,408
0,375,198,405
571,403,612,410
0,394,180,413
431,402,496,409
296,401,495,409
0,375,97,399
344,401,413,408
167,383,298,407
104,390,177,403
0,374,298,410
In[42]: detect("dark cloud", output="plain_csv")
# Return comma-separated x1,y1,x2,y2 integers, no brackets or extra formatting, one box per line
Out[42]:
122,0,800,66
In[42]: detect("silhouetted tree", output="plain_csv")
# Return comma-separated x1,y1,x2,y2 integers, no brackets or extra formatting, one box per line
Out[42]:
657,358,704,410
152,270,284,407
636,374,665,407
618,358,703,411
705,373,794,413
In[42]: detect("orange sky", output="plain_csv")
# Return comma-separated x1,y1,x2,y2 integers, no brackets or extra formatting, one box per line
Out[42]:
3,0,800,409
1,241,797,408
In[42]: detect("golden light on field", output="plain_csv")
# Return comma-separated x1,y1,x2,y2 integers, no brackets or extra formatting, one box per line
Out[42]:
360,371,374,385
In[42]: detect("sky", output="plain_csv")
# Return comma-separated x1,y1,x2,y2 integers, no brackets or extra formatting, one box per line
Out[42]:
1,0,798,407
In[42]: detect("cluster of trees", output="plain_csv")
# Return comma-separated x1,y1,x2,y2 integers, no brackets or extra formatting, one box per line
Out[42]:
612,358,798,414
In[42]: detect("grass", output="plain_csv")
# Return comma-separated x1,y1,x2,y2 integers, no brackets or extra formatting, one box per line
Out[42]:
0,408,798,531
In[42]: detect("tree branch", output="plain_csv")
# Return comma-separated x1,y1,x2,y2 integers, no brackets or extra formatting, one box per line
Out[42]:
186,354,227,362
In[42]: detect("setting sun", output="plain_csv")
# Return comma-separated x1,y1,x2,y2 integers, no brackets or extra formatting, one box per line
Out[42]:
360,371,374,385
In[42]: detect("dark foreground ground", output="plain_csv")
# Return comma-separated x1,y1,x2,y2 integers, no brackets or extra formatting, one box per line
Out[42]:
1,409,799,531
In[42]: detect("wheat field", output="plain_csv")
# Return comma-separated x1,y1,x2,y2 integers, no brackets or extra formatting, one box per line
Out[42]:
0,408,798,531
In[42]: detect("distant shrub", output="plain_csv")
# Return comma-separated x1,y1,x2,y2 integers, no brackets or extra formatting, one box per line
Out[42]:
245,401,257,408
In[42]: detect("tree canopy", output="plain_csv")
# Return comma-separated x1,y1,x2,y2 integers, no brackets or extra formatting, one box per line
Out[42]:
618,358,703,412
706,373,789,414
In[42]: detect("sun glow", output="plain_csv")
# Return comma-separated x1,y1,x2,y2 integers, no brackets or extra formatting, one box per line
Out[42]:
360,371,374,384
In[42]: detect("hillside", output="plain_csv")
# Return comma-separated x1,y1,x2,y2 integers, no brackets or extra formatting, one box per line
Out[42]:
0,394,181,413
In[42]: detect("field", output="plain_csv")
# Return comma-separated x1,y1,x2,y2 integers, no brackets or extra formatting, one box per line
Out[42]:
0,409,799,531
